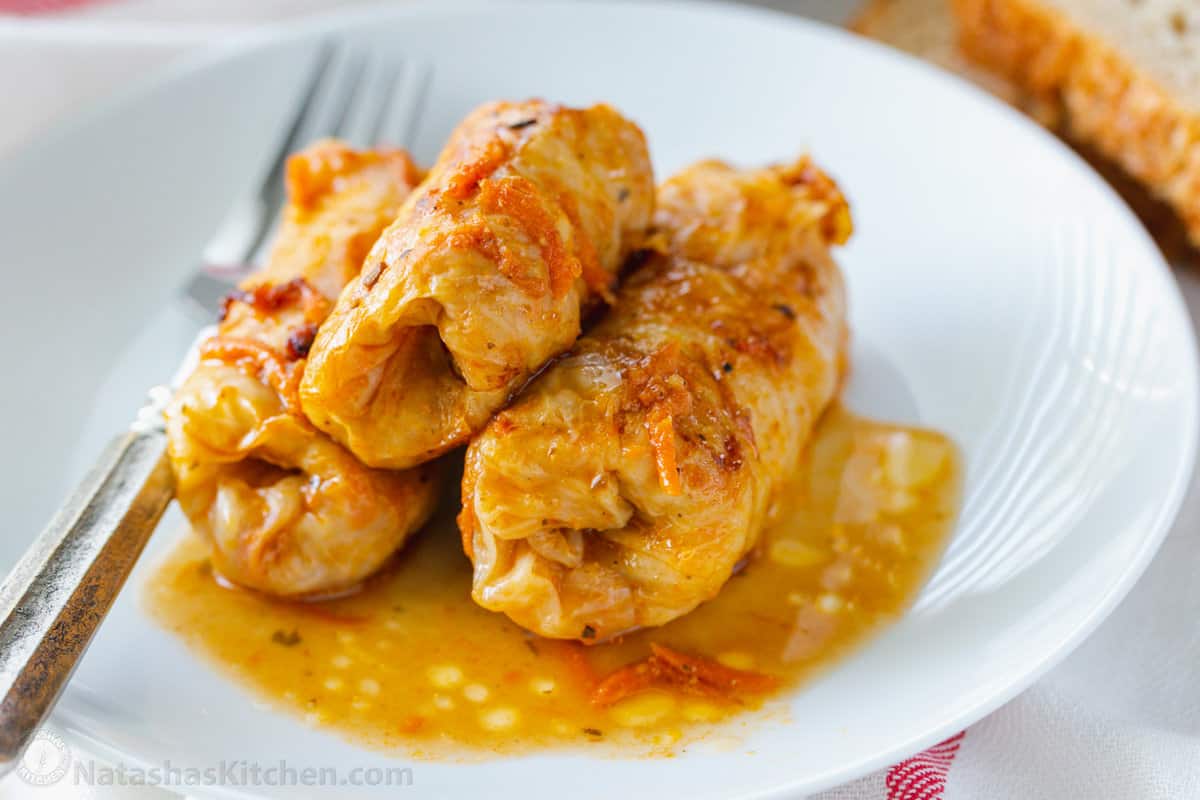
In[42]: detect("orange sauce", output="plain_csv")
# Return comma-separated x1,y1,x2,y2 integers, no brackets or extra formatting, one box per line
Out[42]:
145,405,960,758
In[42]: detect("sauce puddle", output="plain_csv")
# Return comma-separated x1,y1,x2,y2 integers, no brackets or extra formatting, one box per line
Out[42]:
145,405,961,758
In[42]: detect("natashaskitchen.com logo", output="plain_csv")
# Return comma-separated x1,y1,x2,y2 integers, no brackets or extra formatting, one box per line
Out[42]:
17,730,414,789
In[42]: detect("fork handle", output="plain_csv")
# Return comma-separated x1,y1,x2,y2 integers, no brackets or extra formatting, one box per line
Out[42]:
0,427,173,773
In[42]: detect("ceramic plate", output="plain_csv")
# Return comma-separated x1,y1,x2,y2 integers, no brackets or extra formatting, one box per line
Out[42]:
0,2,1195,797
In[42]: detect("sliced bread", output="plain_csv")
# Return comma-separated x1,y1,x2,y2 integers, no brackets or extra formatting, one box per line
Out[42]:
952,0,1200,248
852,0,1196,259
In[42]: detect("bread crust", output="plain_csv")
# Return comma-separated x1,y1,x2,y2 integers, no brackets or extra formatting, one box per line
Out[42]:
952,0,1200,248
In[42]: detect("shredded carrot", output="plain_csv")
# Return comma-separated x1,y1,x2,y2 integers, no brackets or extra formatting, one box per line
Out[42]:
646,405,682,496
444,138,510,200
445,224,546,297
590,661,661,707
479,175,581,299
591,643,778,707
649,643,778,694
556,189,613,303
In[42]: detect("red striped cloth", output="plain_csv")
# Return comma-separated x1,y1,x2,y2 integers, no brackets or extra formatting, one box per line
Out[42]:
0,0,106,13
886,733,966,800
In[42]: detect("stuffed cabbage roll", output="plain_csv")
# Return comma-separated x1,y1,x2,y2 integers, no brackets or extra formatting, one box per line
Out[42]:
299,99,655,469
166,141,438,597
460,157,852,640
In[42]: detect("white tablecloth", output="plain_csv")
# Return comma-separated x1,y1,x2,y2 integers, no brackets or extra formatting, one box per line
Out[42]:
2,2,1197,798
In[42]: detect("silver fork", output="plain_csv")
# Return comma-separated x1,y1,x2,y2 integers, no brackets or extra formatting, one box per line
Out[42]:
184,45,433,319
0,44,432,775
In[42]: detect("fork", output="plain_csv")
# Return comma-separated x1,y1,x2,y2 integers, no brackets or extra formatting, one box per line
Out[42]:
185,45,433,319
0,42,431,775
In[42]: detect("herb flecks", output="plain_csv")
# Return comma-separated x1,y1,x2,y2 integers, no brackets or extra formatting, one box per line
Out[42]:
271,629,302,647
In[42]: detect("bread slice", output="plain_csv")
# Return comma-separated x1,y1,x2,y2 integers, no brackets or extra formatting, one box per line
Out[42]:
951,0,1200,249
850,0,1022,103
852,0,1196,260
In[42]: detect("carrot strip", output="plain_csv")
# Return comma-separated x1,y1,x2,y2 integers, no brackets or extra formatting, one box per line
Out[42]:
650,643,779,694
445,224,547,298
479,175,581,299
646,406,682,496
591,661,660,707
556,189,612,303
591,643,778,707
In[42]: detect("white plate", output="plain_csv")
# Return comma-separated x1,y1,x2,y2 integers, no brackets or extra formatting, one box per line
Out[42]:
1,2,1195,797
